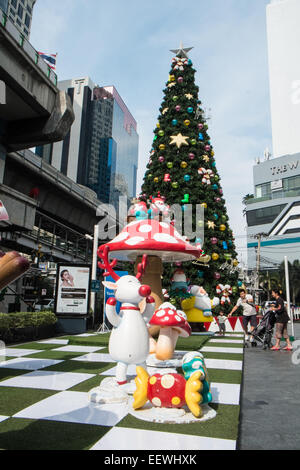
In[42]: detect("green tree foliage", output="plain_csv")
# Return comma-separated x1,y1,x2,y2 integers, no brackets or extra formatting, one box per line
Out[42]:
140,50,240,312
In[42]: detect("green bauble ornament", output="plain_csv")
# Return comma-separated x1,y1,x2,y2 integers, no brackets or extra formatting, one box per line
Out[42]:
167,162,173,169
190,139,197,146
158,130,164,137
147,173,153,179
172,96,178,102
172,182,179,189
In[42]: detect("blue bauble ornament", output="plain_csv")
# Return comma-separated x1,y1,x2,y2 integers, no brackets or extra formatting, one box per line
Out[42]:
212,162,216,168
212,184,219,190
223,241,228,250
197,271,204,278
184,175,191,182
188,59,192,65
172,119,178,126
213,213,219,220
198,133,204,140
187,107,194,114
238,281,243,287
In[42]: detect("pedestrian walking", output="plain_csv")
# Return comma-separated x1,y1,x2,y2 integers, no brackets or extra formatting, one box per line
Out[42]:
228,290,257,342
270,289,293,351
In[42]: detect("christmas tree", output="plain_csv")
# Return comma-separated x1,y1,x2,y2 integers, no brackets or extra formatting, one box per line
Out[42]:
139,43,240,315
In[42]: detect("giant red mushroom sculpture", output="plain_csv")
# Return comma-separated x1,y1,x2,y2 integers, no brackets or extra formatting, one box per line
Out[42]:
98,218,200,352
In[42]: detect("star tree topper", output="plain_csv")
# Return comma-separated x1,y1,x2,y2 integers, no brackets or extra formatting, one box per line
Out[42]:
170,41,194,59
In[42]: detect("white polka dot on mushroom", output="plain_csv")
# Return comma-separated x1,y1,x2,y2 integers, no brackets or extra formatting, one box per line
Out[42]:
163,317,169,322
153,233,178,244
138,225,152,233
159,222,169,229
175,315,182,322
156,311,166,318
125,237,145,246
110,232,130,243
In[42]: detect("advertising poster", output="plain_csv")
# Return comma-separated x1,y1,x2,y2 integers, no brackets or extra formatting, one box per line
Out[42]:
55,264,91,316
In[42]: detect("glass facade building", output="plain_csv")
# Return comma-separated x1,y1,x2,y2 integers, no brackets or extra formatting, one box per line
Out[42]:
36,80,139,209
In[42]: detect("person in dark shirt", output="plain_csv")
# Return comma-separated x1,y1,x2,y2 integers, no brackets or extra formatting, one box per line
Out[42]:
270,290,293,351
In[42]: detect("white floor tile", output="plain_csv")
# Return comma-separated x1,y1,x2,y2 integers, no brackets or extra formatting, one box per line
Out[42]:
3,348,43,357
201,346,243,354
0,370,95,391
209,339,244,344
54,345,103,353
76,333,98,337
100,364,138,377
0,416,9,423
0,357,62,371
37,339,69,345
71,353,114,363
90,427,236,450
13,391,128,426
211,382,241,405
205,358,243,371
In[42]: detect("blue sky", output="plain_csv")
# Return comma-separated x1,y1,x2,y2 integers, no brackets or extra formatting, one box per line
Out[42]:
30,0,273,263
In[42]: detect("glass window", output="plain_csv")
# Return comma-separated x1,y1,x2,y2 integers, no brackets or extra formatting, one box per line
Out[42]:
27,5,32,14
9,7,15,15
17,4,23,19
283,175,300,191
0,0,8,12
247,204,287,227
11,0,17,8
24,12,30,27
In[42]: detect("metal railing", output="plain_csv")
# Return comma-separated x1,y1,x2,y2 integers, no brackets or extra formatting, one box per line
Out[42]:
246,188,300,205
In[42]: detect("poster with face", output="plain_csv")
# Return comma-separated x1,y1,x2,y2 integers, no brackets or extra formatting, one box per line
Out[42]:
55,264,91,315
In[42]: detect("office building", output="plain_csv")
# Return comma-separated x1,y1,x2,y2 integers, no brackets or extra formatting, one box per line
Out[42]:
245,0,300,269
266,0,300,157
0,0,36,39
246,153,300,268
36,78,139,207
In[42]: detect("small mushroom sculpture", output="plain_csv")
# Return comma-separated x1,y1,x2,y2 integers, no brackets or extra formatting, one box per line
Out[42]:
149,302,191,361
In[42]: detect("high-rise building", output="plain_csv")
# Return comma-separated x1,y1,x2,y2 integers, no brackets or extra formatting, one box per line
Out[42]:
245,0,300,269
0,0,36,39
266,0,300,157
36,77,139,207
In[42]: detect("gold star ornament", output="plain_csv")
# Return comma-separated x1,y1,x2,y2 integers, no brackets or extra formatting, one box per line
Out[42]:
169,133,189,149
162,108,169,115
185,93,193,100
207,221,216,229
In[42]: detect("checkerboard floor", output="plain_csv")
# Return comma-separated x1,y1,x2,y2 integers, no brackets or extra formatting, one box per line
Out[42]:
0,332,244,450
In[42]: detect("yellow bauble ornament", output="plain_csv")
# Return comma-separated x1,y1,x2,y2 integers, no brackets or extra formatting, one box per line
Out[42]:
233,260,239,267
156,123,160,128
181,161,188,169
212,253,219,261
211,151,215,156
159,144,166,151
169,74,175,82
201,203,207,209
184,120,191,127
154,177,159,183
220,224,226,231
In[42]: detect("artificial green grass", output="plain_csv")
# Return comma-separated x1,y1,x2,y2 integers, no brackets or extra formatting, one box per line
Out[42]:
0,387,57,416
117,403,240,441
0,418,109,450
202,352,244,361
12,342,65,351
68,332,210,352
207,369,242,384
26,350,89,361
205,342,244,348
43,360,115,375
